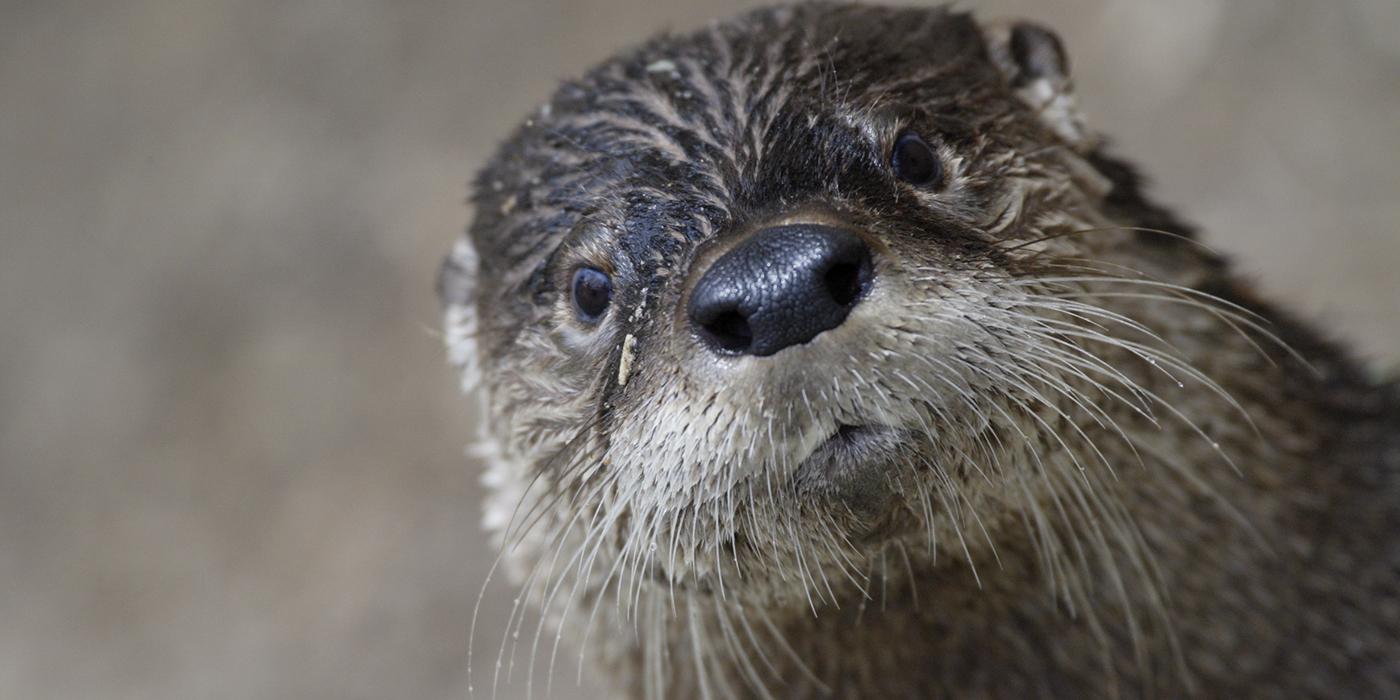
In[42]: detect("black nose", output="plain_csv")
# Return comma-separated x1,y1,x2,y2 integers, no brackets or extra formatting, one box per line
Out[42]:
688,223,874,356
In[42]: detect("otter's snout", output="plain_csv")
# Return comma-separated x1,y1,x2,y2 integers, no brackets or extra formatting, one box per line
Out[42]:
688,224,874,356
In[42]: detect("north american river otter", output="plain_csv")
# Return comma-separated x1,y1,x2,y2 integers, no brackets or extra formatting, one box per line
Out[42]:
439,4,1400,697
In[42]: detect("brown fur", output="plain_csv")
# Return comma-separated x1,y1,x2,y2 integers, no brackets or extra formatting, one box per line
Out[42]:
440,4,1400,697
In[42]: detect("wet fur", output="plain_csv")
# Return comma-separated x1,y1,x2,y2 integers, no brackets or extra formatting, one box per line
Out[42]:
440,4,1400,697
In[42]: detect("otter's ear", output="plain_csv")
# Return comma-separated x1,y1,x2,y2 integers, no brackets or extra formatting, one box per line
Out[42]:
984,21,1091,148
439,236,482,392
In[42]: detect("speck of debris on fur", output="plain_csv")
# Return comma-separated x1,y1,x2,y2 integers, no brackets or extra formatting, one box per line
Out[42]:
500,193,518,214
645,59,677,74
618,334,638,386
628,288,649,324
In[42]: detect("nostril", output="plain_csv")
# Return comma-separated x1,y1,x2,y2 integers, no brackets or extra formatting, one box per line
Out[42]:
825,261,863,307
703,309,753,353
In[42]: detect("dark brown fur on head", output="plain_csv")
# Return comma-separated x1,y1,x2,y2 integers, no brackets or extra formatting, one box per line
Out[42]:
441,3,1400,697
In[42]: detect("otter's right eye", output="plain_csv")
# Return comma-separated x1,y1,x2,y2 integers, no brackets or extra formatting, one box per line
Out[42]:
890,131,943,188
571,267,613,322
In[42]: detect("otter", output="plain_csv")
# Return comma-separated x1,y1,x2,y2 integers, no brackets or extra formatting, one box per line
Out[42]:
439,4,1400,698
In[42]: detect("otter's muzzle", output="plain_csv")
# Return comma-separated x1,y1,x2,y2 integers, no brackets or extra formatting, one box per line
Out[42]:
688,224,874,356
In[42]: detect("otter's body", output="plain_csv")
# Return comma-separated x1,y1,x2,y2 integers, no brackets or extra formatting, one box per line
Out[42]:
441,4,1400,697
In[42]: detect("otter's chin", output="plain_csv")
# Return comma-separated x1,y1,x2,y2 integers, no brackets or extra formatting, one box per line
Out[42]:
791,424,910,517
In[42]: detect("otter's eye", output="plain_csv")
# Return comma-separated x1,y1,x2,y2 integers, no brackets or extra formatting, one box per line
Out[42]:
890,132,943,188
571,267,613,322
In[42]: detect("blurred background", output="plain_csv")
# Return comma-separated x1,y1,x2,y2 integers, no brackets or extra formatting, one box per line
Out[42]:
1,1,1397,698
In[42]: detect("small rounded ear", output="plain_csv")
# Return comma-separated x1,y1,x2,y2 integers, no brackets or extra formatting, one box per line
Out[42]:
439,236,483,391
437,236,478,308
1008,22,1069,86
984,20,1091,149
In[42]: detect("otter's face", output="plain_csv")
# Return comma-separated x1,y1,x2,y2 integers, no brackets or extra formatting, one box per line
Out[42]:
442,4,1225,608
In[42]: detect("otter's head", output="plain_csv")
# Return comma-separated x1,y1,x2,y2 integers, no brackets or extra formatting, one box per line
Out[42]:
441,3,1235,616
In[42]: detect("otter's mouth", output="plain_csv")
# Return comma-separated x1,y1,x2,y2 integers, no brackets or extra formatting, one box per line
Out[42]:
791,424,907,507
820,424,888,455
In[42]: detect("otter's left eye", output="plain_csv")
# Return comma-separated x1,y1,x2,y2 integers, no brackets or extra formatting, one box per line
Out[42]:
571,267,613,322
890,132,943,188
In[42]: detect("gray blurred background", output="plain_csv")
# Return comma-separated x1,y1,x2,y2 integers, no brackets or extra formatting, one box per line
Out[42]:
1,1,1397,698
